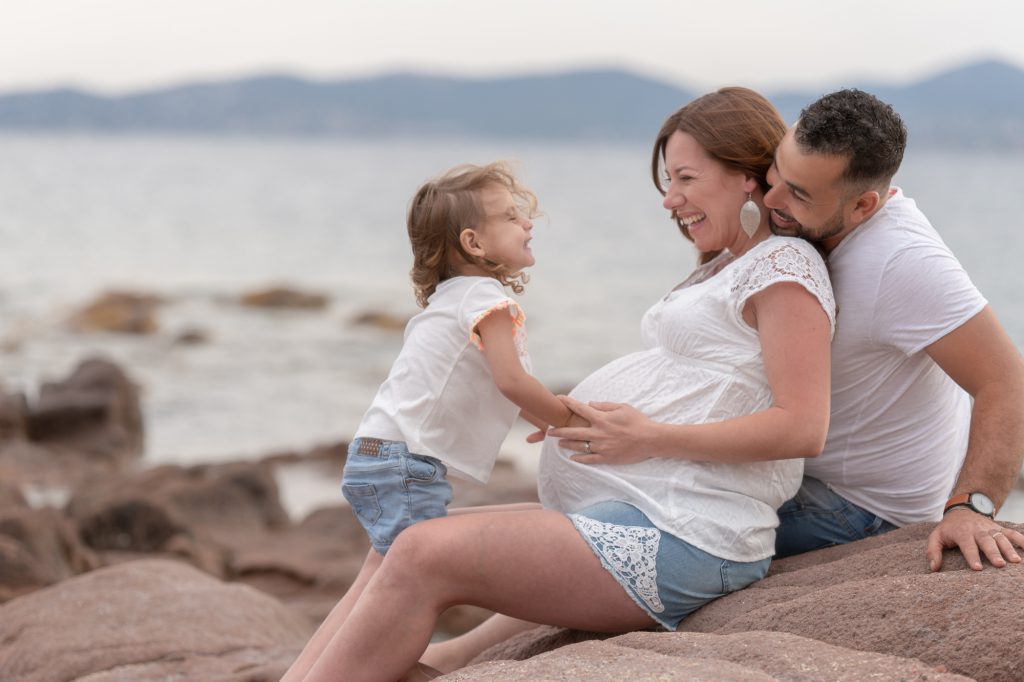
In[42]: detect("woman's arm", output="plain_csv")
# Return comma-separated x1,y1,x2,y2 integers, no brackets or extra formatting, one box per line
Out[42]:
553,281,831,464
476,311,572,429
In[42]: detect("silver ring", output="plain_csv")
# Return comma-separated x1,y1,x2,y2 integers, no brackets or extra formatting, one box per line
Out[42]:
583,440,592,455
991,530,1005,538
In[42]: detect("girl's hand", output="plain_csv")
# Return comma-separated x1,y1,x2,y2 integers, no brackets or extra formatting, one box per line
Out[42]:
524,410,590,444
550,396,654,465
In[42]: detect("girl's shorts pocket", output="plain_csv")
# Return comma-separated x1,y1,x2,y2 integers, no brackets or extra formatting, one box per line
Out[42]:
342,482,382,527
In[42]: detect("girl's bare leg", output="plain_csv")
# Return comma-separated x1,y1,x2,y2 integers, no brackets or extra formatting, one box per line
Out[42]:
280,548,382,682
420,614,538,672
303,509,655,682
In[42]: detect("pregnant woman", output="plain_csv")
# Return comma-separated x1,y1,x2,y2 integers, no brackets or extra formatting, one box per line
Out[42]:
290,87,836,682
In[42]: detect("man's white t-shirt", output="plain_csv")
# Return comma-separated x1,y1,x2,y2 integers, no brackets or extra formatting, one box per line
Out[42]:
807,189,988,525
356,276,529,484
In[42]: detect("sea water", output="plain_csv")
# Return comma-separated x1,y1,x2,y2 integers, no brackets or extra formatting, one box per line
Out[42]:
0,133,1021,519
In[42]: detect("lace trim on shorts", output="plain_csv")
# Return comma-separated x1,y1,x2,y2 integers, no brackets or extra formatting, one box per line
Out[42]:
469,300,526,351
568,514,664,613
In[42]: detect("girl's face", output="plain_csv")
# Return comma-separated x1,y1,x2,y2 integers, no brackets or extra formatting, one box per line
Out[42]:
470,184,535,271
661,131,756,255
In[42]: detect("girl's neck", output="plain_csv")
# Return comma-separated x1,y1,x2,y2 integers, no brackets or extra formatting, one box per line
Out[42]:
452,261,494,279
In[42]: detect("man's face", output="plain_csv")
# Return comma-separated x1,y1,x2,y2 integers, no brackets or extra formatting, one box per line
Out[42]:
764,129,856,252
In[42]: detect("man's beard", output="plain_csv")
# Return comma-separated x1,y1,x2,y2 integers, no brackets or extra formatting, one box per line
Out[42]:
769,207,846,244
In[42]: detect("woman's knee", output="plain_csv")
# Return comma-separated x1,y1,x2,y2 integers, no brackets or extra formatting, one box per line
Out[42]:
379,521,453,588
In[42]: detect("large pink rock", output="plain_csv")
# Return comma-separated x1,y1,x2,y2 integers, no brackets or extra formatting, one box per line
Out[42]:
0,559,312,681
448,631,970,681
467,523,1024,682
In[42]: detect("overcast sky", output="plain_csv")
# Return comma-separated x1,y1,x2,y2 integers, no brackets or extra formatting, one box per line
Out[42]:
3,1,1019,94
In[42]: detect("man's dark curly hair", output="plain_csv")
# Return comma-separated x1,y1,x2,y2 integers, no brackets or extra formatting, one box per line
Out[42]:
795,89,907,189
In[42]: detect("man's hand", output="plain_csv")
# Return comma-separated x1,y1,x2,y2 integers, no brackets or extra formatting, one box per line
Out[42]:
549,396,654,466
926,508,1024,571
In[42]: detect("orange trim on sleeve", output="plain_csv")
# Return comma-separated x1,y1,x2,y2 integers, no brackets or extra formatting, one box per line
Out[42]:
469,300,526,350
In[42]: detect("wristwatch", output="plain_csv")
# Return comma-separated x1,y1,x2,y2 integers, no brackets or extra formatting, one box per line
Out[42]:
943,492,996,519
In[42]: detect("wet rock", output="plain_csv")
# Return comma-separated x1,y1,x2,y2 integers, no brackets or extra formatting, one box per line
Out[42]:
230,505,370,624
0,387,27,441
25,357,144,461
0,479,27,509
65,461,291,576
0,559,312,682
69,290,162,334
241,286,329,310
0,507,100,602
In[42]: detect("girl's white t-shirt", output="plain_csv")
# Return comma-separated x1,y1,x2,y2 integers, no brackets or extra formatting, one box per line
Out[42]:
356,276,529,483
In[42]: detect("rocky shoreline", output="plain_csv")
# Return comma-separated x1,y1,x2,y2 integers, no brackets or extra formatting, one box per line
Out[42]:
2,359,1023,681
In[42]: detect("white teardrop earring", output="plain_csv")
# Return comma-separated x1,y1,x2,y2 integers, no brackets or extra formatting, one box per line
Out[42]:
739,192,761,238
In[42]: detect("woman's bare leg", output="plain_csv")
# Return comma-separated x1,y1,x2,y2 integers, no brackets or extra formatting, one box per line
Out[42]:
284,502,541,680
303,509,654,682
280,548,383,682
421,614,538,672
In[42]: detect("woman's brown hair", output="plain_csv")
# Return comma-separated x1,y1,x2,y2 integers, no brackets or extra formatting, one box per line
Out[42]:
408,162,537,308
651,87,786,263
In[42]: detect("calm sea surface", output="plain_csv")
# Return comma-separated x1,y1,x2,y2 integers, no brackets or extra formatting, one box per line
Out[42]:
1,134,1022,518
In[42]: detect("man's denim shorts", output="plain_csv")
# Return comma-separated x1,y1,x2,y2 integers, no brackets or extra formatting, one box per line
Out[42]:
342,438,452,555
567,500,770,631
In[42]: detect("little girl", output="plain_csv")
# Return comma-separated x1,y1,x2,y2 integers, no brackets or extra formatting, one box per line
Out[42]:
342,161,572,556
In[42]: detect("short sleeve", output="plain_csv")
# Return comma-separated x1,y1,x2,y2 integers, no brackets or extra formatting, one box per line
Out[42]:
871,244,987,354
459,279,526,350
732,239,836,336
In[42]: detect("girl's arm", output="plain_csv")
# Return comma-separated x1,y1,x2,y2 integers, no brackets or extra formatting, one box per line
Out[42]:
519,409,549,432
476,311,572,429
553,281,831,464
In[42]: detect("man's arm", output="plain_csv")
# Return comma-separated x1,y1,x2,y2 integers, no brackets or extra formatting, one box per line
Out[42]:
924,306,1024,571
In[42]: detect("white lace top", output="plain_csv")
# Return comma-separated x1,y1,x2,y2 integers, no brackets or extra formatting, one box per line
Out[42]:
538,236,836,562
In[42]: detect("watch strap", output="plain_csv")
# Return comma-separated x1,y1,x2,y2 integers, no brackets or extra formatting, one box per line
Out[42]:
943,494,971,513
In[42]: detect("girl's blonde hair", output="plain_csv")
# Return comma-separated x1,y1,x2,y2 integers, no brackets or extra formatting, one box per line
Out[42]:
408,162,537,308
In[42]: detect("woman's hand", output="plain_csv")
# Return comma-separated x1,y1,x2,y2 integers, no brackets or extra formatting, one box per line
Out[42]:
550,396,654,465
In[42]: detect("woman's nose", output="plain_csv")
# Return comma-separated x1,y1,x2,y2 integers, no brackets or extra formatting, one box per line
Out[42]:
663,190,682,211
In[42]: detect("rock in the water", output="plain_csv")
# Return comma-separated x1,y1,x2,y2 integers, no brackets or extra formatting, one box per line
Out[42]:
450,631,970,681
351,310,410,331
0,559,312,682
69,291,162,334
26,357,144,461
241,286,329,310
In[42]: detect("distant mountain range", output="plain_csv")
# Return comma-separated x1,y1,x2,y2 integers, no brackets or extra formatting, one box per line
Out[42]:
1,59,1022,148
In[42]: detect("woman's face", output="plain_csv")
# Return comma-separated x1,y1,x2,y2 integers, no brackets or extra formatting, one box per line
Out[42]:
661,131,753,255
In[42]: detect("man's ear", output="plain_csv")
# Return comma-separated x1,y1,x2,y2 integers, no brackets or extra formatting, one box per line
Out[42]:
459,228,485,257
849,190,881,226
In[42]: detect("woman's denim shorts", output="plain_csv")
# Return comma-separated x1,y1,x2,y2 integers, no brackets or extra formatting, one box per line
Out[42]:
342,438,452,555
567,500,770,630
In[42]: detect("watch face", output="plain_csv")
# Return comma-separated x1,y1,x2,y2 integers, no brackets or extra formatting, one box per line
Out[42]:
970,493,996,516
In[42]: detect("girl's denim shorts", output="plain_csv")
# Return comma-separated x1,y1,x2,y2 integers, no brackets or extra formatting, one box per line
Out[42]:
567,500,770,630
342,438,452,554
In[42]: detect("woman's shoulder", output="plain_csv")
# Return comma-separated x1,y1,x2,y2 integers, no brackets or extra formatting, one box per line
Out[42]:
748,235,826,264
